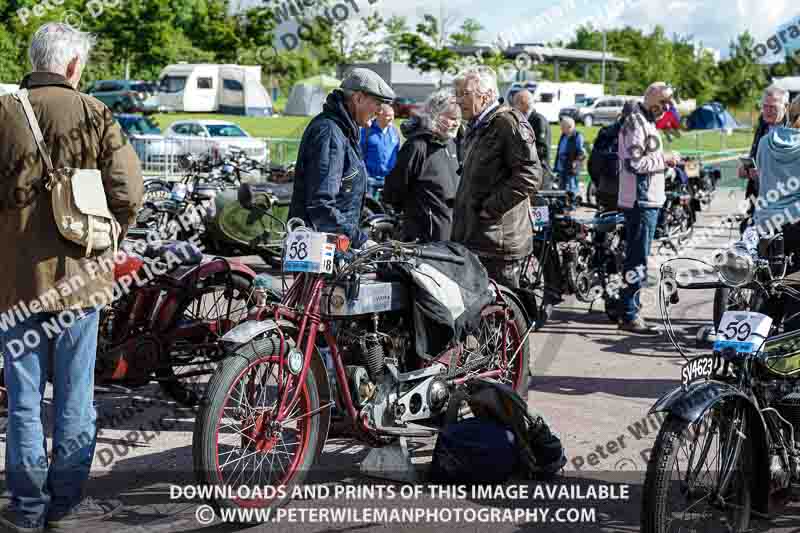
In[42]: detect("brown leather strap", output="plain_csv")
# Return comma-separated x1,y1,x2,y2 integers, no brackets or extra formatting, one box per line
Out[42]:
14,89,55,175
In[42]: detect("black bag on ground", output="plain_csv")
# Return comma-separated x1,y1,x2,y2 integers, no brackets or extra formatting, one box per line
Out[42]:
429,379,566,483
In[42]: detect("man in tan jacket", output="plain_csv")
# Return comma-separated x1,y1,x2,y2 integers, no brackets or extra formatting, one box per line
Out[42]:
0,23,142,532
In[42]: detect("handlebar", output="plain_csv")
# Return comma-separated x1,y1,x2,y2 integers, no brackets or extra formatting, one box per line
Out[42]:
237,183,276,211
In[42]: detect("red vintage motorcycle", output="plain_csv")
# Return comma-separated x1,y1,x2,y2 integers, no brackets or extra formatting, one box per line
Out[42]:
192,185,532,519
0,238,259,409
93,238,262,405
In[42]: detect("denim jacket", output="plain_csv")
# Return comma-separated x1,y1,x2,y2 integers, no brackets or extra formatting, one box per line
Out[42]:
289,90,368,246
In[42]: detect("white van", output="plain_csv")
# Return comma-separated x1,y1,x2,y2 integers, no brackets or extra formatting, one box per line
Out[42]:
157,64,273,116
505,80,604,123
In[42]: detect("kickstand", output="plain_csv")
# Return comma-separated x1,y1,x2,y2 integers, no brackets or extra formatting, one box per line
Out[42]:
360,436,418,483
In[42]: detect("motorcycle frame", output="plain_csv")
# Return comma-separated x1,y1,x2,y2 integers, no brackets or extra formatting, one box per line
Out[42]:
242,270,520,440
104,256,257,368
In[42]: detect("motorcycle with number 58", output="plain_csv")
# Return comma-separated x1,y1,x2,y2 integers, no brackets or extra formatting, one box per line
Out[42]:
192,183,535,520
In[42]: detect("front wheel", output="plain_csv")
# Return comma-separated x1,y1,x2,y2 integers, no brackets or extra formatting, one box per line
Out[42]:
193,335,320,521
641,402,752,533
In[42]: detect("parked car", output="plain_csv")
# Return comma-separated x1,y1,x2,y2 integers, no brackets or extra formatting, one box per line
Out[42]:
392,97,421,118
115,113,181,172
571,95,642,127
87,79,161,113
163,120,268,163
558,97,598,121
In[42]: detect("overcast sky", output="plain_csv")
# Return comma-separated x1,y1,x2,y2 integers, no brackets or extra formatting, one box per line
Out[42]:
374,0,798,57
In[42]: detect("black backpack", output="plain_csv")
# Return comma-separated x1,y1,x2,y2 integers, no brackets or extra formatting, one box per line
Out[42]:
588,118,623,200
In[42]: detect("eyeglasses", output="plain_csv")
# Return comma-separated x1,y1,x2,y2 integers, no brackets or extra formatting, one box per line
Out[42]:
455,90,477,100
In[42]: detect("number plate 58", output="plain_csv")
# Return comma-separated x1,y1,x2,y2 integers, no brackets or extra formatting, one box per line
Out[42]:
283,231,335,274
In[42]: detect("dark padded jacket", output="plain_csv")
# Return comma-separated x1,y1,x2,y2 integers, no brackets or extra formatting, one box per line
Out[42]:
289,90,368,246
383,116,460,242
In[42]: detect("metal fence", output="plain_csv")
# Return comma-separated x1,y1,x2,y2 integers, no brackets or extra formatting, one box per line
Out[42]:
135,137,301,179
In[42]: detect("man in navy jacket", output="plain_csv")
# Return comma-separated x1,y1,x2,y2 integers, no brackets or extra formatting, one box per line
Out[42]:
289,68,395,247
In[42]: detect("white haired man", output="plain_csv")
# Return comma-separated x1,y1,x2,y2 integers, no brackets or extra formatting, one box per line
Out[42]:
739,85,789,232
451,66,541,289
617,82,680,334
0,23,143,531
553,116,586,201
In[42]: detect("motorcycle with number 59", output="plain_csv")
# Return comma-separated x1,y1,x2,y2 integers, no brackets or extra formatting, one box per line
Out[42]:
641,233,800,532
192,183,534,520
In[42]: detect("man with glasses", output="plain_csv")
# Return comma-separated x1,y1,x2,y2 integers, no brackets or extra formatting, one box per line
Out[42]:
289,68,394,248
451,66,541,289
616,82,681,334
739,86,788,232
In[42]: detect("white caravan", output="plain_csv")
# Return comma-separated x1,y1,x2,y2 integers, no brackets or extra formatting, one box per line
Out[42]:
157,64,273,116
505,80,604,122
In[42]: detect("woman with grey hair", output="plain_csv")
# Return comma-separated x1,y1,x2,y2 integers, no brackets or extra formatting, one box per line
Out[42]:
383,89,461,242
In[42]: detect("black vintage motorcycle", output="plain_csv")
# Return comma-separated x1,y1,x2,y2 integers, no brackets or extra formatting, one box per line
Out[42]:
517,190,626,327
654,168,697,254
641,237,800,532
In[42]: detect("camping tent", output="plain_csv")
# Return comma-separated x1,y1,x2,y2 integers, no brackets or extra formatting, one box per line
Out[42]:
284,74,341,116
686,102,739,130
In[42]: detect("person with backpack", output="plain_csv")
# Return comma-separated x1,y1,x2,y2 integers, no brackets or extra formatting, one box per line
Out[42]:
587,108,629,212
383,90,461,242
617,82,681,334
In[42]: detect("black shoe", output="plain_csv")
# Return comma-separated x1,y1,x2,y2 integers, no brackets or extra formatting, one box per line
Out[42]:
46,498,122,529
0,508,44,533
619,317,661,335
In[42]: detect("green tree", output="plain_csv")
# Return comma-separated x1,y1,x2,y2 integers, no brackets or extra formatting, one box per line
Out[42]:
380,15,409,62
398,15,458,79
716,32,766,108
449,18,483,47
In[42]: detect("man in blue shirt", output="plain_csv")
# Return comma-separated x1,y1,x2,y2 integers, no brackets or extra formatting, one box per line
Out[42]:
360,103,400,198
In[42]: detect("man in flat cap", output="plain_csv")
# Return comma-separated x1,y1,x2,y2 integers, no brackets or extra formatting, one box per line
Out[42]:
289,67,394,247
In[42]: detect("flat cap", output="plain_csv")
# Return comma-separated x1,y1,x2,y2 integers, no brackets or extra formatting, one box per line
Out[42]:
340,68,395,103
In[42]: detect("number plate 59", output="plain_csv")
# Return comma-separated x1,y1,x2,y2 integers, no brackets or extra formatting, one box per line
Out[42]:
713,311,772,355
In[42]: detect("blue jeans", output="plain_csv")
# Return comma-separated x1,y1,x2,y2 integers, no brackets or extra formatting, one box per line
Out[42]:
367,176,384,200
559,172,579,195
2,307,99,528
621,206,660,322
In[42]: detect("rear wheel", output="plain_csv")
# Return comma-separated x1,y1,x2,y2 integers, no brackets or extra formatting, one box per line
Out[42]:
641,402,752,533
459,296,530,395
193,336,320,521
158,271,255,406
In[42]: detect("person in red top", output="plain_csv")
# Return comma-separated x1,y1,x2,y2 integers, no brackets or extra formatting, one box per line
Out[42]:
656,102,681,140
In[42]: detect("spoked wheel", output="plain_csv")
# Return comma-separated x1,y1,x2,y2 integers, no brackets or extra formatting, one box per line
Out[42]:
517,244,547,330
641,401,752,533
158,272,255,406
458,296,530,395
193,336,320,521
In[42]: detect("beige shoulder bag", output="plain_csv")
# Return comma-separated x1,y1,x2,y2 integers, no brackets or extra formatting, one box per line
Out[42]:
14,89,120,257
